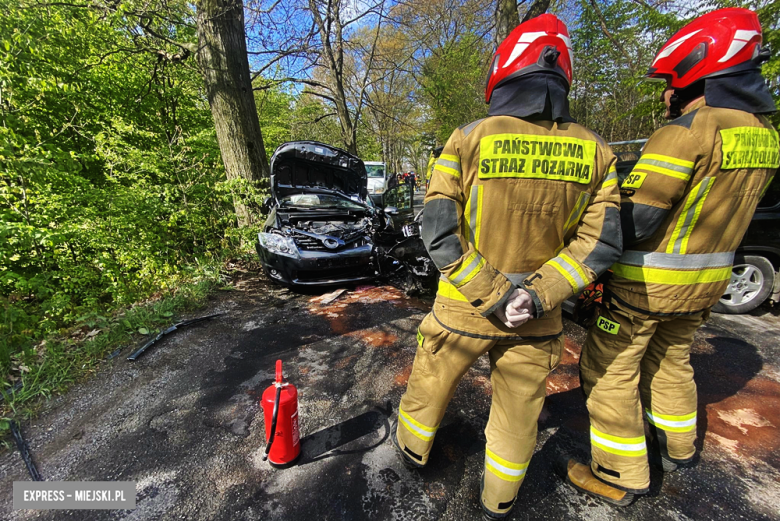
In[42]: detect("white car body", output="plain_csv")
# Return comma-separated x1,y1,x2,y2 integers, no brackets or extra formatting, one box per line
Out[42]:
365,161,389,197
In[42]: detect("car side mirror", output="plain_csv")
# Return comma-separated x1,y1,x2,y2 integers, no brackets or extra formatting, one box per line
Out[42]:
384,206,399,215
261,196,273,214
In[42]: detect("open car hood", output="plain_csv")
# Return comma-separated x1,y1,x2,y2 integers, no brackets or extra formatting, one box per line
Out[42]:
270,141,368,201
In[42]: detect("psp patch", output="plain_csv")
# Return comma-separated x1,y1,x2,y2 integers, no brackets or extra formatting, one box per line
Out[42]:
596,316,620,335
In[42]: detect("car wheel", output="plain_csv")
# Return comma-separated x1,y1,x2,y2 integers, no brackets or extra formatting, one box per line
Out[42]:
713,255,775,314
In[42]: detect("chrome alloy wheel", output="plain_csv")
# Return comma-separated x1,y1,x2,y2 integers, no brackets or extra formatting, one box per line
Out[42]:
721,264,764,306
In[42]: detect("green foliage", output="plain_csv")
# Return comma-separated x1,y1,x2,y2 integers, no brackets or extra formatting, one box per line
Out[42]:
0,0,246,383
419,33,490,144
0,272,222,420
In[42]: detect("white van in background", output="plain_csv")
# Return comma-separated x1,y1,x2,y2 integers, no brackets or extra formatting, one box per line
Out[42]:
365,161,391,206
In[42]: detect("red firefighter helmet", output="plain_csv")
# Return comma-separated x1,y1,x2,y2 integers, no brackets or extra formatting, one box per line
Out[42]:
647,8,764,89
485,14,573,103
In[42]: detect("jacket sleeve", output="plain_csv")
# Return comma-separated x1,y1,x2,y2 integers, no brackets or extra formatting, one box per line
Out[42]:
620,124,705,246
520,146,623,317
422,129,514,317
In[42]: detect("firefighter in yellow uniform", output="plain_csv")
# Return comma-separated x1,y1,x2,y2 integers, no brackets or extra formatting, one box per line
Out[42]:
560,8,779,506
391,15,622,519
425,146,443,192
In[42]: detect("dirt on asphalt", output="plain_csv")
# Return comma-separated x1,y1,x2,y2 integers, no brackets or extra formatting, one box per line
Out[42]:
1,271,779,520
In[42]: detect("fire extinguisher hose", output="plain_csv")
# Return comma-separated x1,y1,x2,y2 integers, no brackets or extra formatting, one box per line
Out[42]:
262,385,283,461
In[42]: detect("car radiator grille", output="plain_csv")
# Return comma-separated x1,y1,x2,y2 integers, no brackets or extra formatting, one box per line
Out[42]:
292,234,368,252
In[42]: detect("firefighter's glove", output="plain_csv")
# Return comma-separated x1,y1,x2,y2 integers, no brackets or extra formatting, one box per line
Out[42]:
494,288,534,328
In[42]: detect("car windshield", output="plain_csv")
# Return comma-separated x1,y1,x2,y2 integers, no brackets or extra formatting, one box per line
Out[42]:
366,165,385,178
279,193,366,210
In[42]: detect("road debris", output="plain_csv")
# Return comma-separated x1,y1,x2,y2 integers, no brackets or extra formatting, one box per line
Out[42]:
319,289,348,306
127,313,224,361
10,420,42,481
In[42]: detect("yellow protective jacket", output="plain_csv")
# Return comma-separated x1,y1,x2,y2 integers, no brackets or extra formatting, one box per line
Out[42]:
608,99,779,315
422,116,621,339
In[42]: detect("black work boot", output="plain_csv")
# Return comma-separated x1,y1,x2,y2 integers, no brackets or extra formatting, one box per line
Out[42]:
554,456,636,507
479,472,516,520
390,420,425,469
648,450,696,473
647,429,696,473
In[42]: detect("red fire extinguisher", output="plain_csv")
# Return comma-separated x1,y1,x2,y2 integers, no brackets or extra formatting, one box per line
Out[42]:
261,360,300,466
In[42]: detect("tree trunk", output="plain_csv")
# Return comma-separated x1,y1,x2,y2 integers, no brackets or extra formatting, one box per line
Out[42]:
493,0,519,49
494,0,552,49
197,0,269,227
521,0,551,23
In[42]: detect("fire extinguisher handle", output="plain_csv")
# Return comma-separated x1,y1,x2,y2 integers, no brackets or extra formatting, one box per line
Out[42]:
275,359,283,384
262,385,283,461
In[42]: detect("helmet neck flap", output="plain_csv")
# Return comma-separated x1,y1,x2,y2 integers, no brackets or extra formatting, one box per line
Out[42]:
488,73,575,123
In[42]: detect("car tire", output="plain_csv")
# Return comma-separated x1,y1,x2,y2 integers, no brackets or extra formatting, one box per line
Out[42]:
713,255,775,314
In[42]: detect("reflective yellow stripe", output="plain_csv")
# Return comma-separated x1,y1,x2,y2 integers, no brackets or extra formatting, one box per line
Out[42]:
667,178,715,254
720,127,780,170
760,175,775,198
603,166,618,188
590,426,647,457
434,165,460,178
478,133,596,184
439,153,460,164
464,185,483,250
546,253,588,293
437,279,469,302
564,192,590,235
416,329,423,347
612,264,732,285
641,153,694,169
485,449,529,482
398,408,437,442
449,252,485,288
634,163,691,181
635,153,694,181
557,191,591,255
645,409,697,433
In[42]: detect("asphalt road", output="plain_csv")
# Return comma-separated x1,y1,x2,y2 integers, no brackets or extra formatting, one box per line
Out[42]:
1,271,779,520
1,193,778,520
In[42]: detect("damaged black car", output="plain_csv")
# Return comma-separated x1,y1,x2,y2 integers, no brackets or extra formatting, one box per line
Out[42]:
256,141,436,289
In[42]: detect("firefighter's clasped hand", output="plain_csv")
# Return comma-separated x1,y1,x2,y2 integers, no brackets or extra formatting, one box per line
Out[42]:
494,288,534,328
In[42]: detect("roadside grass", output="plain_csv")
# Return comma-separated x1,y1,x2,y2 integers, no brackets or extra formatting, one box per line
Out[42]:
0,263,233,441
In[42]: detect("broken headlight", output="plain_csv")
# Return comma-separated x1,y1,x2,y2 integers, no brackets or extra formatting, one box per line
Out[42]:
259,232,299,258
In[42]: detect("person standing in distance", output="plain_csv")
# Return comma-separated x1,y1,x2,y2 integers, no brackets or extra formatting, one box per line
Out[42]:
391,14,622,519
559,8,778,507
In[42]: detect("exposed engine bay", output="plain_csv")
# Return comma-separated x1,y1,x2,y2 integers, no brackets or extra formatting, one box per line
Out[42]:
268,208,436,294
258,141,436,293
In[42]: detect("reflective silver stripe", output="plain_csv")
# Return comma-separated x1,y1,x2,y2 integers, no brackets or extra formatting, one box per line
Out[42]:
505,272,533,286
618,250,735,269
590,428,647,455
637,157,693,175
468,185,480,247
548,255,588,291
449,253,483,286
670,178,715,254
605,169,618,183
645,411,697,429
564,192,590,235
437,158,461,173
485,453,528,478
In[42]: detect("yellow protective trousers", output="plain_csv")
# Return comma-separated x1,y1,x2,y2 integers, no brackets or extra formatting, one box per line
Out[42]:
396,313,563,516
580,303,705,492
